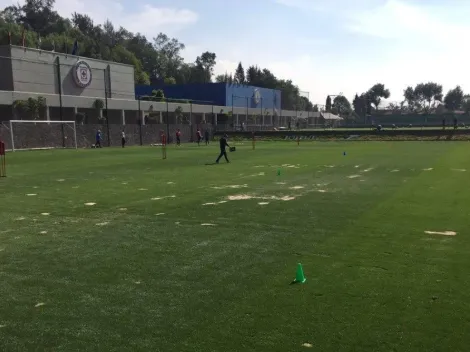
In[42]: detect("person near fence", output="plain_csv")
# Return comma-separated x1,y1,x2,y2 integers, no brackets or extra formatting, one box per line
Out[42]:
196,129,202,146
204,129,210,145
121,131,126,148
216,134,230,164
95,129,102,148
176,129,181,146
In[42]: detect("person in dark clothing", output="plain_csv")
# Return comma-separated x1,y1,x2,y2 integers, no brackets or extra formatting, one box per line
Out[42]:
95,130,102,148
216,134,230,164
204,130,210,145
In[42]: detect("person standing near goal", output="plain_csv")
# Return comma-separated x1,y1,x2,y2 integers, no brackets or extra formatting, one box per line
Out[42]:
95,129,102,148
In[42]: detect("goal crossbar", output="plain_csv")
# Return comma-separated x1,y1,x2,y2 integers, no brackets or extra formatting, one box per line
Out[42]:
9,120,78,151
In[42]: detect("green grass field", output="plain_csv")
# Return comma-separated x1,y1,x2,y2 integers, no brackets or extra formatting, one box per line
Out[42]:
2,141,470,351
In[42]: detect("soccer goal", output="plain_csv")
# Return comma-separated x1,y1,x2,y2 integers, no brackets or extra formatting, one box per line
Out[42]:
9,120,77,152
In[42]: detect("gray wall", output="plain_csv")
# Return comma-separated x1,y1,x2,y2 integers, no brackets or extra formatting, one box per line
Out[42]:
6,46,135,100
0,46,13,91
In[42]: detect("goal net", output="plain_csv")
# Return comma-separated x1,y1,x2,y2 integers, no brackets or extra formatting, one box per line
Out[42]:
8,120,77,152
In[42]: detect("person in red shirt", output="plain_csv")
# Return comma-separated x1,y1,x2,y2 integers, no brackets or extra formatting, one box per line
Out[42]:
176,129,181,146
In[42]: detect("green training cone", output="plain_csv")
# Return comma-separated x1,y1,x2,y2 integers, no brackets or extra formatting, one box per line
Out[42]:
294,263,306,283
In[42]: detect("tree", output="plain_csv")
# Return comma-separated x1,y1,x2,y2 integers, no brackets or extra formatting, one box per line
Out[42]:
444,86,464,112
417,82,443,112
333,95,351,116
152,89,165,101
463,95,470,114
325,95,332,112
404,86,420,112
404,82,443,113
152,33,185,80
312,104,319,112
246,65,261,85
215,73,233,84
194,51,216,83
367,83,390,111
164,77,176,85
174,106,184,123
234,62,245,84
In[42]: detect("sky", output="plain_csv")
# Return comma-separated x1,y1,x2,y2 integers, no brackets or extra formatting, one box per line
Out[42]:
3,0,470,106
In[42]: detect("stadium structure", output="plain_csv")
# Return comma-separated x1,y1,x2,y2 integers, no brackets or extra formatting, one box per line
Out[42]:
0,45,311,126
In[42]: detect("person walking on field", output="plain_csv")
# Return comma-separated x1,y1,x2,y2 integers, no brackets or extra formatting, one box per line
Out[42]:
216,134,230,164
95,129,102,148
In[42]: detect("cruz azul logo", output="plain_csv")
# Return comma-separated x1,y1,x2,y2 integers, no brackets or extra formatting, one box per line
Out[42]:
73,61,93,88
252,88,261,105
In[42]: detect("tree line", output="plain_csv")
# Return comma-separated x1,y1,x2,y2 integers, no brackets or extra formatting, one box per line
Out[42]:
325,83,470,121
0,0,311,111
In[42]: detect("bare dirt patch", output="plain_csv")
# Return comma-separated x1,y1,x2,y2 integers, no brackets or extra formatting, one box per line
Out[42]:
212,184,248,190
289,186,305,190
361,168,374,173
228,194,253,201
84,202,96,206
423,168,433,171
201,223,216,226
348,175,360,179
26,193,37,196
96,222,109,226
452,169,466,172
258,202,269,205
390,169,399,173
35,303,45,308
425,230,456,236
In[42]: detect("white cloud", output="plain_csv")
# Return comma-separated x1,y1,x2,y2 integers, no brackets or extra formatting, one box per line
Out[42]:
214,59,238,78
342,0,470,101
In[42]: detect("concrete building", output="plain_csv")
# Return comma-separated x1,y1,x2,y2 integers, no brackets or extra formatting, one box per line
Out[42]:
0,45,308,127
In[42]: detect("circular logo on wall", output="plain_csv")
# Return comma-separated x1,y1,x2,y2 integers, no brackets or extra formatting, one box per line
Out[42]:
253,88,261,105
73,61,92,88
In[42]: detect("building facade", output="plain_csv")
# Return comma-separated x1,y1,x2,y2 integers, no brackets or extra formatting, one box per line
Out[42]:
135,83,281,111
0,46,306,127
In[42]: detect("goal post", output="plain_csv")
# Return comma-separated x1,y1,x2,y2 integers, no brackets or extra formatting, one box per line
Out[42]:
9,120,77,152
